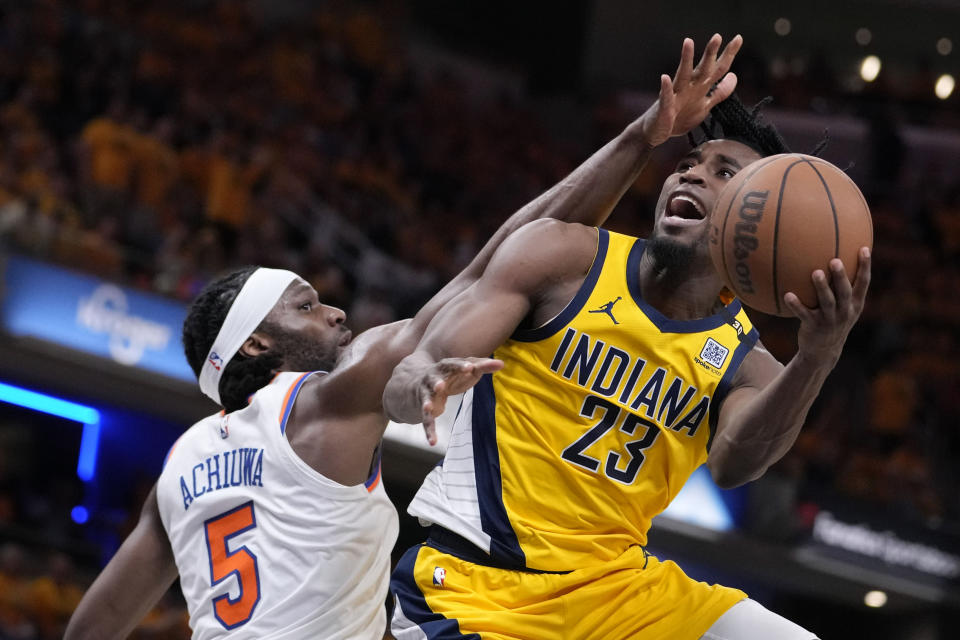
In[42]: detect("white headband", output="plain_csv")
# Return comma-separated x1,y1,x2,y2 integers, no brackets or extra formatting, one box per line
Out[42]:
198,268,300,405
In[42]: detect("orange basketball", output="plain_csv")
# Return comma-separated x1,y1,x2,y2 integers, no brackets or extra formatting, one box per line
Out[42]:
709,153,873,317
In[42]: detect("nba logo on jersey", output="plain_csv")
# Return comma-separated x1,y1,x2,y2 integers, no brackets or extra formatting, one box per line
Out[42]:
218,416,230,439
207,351,224,371
432,567,446,587
699,338,729,369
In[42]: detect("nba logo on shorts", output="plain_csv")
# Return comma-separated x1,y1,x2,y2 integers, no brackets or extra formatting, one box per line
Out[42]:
432,567,446,587
699,338,729,369
207,351,224,371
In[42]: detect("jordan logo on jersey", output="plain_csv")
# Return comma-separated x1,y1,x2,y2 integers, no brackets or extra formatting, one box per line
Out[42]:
589,297,622,324
432,567,446,587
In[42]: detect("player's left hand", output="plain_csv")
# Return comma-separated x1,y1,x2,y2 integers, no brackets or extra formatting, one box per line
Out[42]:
417,357,504,446
783,247,871,365
638,33,743,147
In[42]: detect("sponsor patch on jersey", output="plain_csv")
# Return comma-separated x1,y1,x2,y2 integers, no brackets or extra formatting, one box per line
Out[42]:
695,337,729,374
432,567,446,588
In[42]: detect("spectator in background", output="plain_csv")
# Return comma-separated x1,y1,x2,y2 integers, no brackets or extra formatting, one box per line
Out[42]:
77,99,137,220
0,543,36,640
27,552,84,640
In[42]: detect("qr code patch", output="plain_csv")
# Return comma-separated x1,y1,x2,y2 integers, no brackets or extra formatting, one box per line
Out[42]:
700,338,729,369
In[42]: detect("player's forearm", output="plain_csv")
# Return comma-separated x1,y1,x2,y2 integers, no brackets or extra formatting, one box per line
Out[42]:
414,123,651,330
66,598,146,640
461,122,653,281
709,350,837,488
66,572,174,640
511,121,654,227
386,278,529,424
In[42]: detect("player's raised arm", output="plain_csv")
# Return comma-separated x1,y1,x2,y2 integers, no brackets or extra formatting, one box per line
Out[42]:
411,34,743,329
323,35,746,423
65,484,178,640
707,249,872,488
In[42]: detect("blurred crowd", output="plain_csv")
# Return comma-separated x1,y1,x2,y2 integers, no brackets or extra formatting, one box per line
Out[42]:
0,542,189,640
0,0,575,330
0,0,958,632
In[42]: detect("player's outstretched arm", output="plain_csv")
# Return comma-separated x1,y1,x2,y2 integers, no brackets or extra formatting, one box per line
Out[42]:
320,35,743,411
308,35,745,442
405,356,505,445
708,250,871,488
384,220,596,428
65,484,178,640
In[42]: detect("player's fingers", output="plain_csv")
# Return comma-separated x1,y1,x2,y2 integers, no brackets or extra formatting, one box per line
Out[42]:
714,34,743,79
422,414,437,446
852,247,872,305
471,358,505,374
708,72,738,106
433,394,447,417
441,358,471,375
829,259,853,309
783,291,813,321
811,269,837,317
674,38,695,86
694,33,722,78
659,73,674,104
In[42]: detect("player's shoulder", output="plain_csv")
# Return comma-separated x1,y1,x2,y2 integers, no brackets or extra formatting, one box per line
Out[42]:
513,218,597,245
495,219,598,274
160,412,221,472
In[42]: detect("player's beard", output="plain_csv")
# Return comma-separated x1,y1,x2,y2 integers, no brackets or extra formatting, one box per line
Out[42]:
647,233,698,274
262,322,341,373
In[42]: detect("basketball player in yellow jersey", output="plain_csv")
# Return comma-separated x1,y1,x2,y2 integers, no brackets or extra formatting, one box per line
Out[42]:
67,34,754,640
383,46,871,640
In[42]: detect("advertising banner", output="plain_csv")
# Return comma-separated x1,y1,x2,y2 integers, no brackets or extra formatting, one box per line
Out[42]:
1,256,194,383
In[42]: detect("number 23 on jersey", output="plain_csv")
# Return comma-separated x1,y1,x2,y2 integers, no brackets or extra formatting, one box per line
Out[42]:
561,394,660,485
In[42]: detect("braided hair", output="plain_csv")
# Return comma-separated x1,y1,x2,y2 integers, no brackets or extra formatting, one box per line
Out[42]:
182,266,284,412
687,94,827,157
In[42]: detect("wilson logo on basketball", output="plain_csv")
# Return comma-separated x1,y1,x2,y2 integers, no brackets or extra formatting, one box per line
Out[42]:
731,190,769,295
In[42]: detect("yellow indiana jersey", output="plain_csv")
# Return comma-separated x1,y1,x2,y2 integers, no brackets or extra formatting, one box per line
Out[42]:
407,228,758,572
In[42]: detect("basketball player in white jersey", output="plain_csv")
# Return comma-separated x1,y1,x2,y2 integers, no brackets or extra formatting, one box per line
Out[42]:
65,35,744,639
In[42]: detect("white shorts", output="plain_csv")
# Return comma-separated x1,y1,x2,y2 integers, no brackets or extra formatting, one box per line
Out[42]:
701,599,818,640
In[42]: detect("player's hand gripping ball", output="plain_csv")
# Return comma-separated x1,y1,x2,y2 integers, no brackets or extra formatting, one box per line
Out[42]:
709,153,873,316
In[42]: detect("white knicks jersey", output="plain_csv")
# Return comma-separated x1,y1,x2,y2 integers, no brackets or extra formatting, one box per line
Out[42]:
157,371,399,640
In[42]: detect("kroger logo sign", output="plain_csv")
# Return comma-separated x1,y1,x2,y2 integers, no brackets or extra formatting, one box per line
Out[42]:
1,257,194,382
76,285,173,366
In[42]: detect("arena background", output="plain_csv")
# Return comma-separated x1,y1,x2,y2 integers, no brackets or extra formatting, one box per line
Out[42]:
0,0,958,638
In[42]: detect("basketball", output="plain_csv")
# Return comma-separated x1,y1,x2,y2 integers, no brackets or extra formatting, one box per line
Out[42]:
708,153,873,316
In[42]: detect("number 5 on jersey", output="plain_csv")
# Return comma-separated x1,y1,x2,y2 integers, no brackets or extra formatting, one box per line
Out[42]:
205,501,261,629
